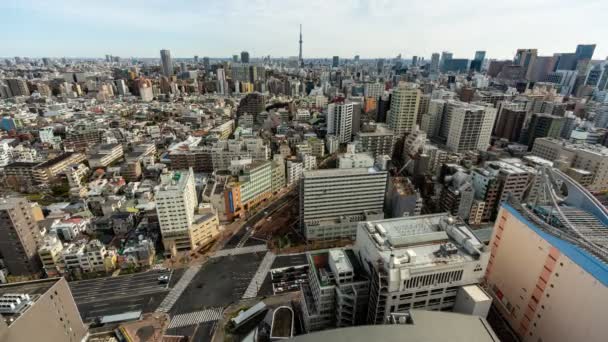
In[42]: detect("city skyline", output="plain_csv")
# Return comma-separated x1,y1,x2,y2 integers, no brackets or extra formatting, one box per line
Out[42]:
2,0,607,59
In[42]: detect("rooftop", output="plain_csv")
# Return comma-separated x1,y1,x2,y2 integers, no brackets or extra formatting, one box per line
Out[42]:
0,278,60,326
292,310,499,342
303,166,385,178
359,214,485,269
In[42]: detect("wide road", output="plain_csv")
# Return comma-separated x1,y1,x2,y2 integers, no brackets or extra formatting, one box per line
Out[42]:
69,269,182,322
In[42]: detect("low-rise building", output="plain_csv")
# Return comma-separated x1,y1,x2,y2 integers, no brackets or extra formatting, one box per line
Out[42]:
88,143,124,168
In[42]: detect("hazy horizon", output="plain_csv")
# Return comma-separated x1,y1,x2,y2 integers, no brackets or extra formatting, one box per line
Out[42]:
2,0,607,60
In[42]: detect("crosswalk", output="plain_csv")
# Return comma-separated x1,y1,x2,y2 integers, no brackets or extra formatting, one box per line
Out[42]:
156,264,202,313
168,307,223,329
242,251,276,299
211,244,268,258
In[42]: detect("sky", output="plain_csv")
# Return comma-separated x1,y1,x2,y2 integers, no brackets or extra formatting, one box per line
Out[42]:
1,0,607,60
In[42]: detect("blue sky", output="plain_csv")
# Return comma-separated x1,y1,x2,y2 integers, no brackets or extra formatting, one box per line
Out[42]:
1,0,606,60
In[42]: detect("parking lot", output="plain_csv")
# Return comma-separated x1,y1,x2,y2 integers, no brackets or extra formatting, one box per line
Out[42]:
69,269,182,322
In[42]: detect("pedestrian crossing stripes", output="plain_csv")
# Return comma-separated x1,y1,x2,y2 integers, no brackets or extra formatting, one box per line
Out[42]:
156,264,202,313
211,244,268,258
243,251,275,299
168,307,223,329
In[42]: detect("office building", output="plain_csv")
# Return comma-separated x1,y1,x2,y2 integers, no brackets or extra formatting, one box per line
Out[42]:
300,168,387,240
295,310,498,341
442,59,469,73
155,168,200,255
526,113,565,150
241,51,250,63
217,68,227,95
0,278,88,342
445,102,496,152
238,161,272,209
514,49,537,80
485,167,608,342
355,214,489,324
430,53,440,73
0,198,42,276
160,49,173,76
575,44,596,61
440,52,453,69
327,102,354,143
387,83,421,136
332,56,339,68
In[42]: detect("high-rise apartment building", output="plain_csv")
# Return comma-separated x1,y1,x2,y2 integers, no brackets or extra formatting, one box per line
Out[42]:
445,102,496,152
0,197,42,276
363,82,384,99
327,102,354,143
387,83,421,136
160,49,173,76
300,168,387,240
355,123,397,158
485,168,608,342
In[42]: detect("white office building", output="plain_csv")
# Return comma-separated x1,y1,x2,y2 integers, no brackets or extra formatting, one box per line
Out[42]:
300,167,387,240
354,214,490,324
155,168,198,254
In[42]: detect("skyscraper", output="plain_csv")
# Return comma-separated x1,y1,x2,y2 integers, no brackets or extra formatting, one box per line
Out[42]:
327,102,354,143
160,49,173,76
299,24,303,66
575,44,596,60
332,56,339,68
440,51,453,69
387,83,421,136
241,51,250,63
474,50,486,62
430,53,440,73
514,48,537,79
0,197,42,276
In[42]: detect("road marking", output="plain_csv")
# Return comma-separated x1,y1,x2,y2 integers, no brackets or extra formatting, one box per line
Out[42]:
242,251,275,299
156,264,202,313
211,244,267,258
168,308,223,329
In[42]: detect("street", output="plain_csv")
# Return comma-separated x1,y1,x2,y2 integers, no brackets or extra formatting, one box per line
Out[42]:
69,269,182,322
